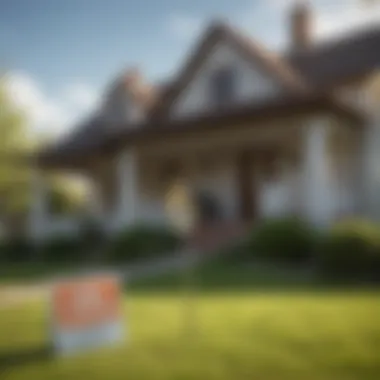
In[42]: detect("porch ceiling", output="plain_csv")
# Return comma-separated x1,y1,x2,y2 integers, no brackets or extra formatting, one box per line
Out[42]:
135,122,300,158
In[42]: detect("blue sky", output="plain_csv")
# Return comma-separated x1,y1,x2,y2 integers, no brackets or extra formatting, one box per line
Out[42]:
1,0,379,138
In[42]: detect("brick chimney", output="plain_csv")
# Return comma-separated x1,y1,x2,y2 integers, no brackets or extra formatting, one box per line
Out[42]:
123,67,143,86
290,0,313,50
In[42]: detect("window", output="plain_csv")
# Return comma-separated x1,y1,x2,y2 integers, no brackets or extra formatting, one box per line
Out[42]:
210,67,236,107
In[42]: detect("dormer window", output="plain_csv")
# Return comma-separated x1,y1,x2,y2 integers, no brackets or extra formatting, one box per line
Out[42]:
210,67,236,107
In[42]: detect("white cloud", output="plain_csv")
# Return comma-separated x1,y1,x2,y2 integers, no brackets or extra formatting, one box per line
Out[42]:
3,72,98,139
316,1,380,40
4,72,69,135
64,83,99,112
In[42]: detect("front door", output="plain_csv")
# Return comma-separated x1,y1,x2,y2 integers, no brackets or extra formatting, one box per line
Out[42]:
194,190,222,224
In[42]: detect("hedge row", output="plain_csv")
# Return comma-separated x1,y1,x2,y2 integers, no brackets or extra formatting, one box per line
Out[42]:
2,218,380,282
0,235,89,264
247,217,380,280
108,225,183,263
0,224,183,264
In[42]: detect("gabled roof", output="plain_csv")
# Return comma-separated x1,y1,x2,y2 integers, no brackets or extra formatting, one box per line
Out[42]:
287,25,380,89
37,21,380,167
45,70,160,162
155,21,309,119
44,115,107,159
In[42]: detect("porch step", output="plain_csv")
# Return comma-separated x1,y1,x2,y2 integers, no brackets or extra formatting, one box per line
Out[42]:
189,222,249,253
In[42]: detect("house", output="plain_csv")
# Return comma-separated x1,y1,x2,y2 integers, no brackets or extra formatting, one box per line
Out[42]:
30,3,380,242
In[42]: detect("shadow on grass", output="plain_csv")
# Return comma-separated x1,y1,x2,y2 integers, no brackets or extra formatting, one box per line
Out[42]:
0,345,52,374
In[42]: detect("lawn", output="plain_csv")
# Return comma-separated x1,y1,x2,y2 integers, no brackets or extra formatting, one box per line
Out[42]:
1,291,380,380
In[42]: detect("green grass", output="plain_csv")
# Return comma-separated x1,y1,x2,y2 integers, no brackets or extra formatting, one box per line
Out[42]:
1,254,380,379
1,291,380,380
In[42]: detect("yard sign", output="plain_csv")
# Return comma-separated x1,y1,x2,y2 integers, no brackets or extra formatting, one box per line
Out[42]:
50,274,124,355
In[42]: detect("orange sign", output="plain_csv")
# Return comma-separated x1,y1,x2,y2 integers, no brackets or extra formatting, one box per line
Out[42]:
52,276,121,329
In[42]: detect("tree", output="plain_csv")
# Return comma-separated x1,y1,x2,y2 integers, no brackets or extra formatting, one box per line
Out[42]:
0,77,32,218
0,75,86,237
48,175,87,216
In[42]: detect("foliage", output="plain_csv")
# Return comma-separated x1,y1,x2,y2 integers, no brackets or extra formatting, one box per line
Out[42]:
79,217,107,246
0,78,86,235
108,224,183,263
248,217,316,264
48,175,87,216
0,237,33,263
42,234,85,263
0,78,31,217
0,234,85,264
318,219,380,280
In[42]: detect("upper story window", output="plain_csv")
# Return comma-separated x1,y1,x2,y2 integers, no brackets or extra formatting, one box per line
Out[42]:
209,67,236,107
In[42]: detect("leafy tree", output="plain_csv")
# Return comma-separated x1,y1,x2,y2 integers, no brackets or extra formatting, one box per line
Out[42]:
0,77,32,218
48,175,87,216
0,75,86,235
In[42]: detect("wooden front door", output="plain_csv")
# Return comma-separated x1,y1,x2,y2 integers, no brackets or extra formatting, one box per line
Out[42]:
236,150,256,221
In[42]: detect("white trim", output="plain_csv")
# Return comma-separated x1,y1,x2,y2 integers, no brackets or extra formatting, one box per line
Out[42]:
29,167,48,241
303,118,334,226
112,149,139,231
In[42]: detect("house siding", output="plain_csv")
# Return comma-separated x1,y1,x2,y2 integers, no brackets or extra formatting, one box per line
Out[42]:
171,42,281,119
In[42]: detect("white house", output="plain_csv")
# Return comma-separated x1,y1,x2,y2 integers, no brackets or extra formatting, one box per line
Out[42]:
31,3,380,243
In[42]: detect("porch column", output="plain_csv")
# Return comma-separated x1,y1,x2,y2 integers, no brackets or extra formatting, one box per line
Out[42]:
352,129,367,216
303,118,334,226
115,149,139,230
29,167,48,241
363,114,380,219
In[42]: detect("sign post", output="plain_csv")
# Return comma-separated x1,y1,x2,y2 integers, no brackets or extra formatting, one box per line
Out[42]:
165,180,198,339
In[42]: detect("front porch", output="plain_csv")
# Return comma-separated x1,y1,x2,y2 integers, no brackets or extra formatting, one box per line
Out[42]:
134,116,362,232
29,112,364,243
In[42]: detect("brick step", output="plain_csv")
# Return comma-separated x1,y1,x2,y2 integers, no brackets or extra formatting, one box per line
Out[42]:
189,222,249,253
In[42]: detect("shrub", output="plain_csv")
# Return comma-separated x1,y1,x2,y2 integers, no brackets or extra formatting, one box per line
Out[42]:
42,235,84,263
108,224,183,263
78,219,108,261
318,219,380,280
248,217,316,264
0,237,33,263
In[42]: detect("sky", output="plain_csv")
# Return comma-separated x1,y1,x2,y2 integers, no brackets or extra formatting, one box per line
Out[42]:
1,0,380,139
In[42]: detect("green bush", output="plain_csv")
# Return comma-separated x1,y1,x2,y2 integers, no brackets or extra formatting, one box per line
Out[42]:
248,217,316,263
78,219,108,261
0,237,33,263
42,235,84,263
108,225,183,263
318,219,380,280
